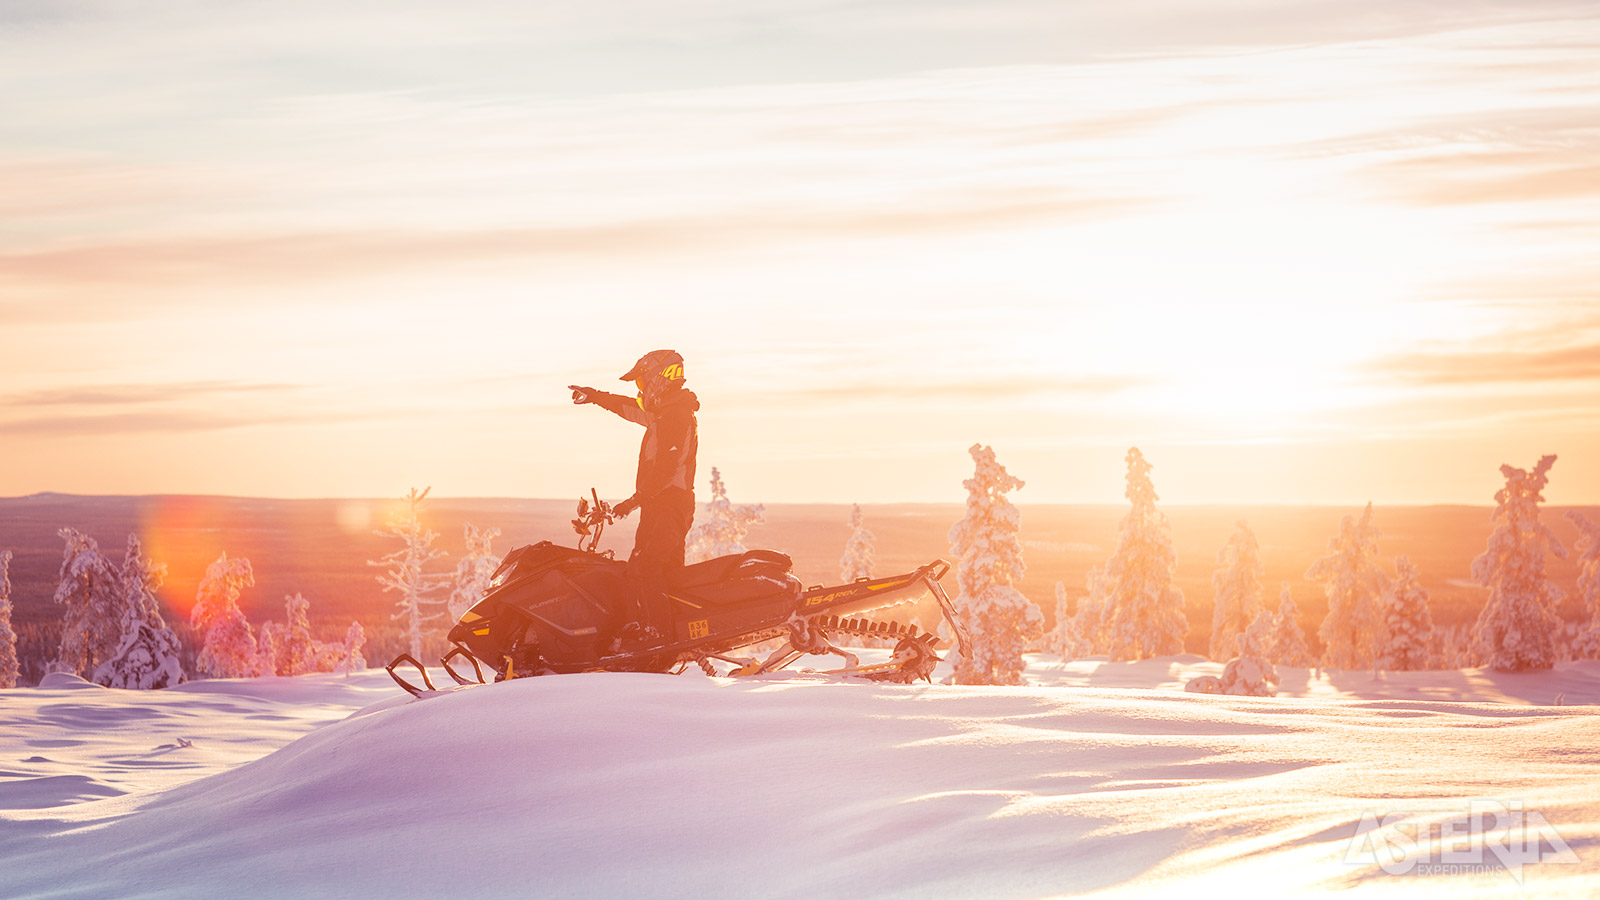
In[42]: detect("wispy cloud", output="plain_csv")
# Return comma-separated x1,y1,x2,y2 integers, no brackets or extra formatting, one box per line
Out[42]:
4,381,302,407
1372,342,1600,386
0,409,359,438
746,374,1151,407
0,186,1146,293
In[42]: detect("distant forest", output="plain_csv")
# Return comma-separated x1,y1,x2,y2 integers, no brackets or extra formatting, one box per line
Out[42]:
3,491,1597,686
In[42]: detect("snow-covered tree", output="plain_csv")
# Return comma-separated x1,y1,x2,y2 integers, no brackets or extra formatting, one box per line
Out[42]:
947,444,1043,685
333,621,368,675
448,523,501,622
1431,623,1474,669
839,504,876,582
1040,570,1110,660
92,535,184,689
1103,448,1186,661
95,607,186,690
277,593,319,676
1306,503,1390,671
255,621,282,677
1073,566,1111,656
1209,521,1265,661
52,528,124,676
1383,556,1434,671
1218,608,1279,696
0,550,17,689
1270,583,1314,667
1045,582,1070,656
191,552,264,679
685,467,765,564
53,530,184,687
1472,455,1566,671
256,592,364,676
1566,511,1600,660
370,487,451,659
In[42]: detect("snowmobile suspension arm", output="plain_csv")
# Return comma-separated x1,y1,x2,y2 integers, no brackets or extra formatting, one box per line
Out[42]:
921,566,971,662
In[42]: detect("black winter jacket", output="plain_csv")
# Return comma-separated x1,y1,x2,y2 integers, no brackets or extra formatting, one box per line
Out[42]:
591,387,700,504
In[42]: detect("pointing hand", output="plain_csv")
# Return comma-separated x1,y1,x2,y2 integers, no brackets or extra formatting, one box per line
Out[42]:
569,385,594,405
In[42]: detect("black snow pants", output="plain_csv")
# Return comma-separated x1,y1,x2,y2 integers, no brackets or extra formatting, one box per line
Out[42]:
628,487,695,631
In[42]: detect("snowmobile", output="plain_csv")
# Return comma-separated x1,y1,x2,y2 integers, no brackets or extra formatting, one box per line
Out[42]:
387,491,970,696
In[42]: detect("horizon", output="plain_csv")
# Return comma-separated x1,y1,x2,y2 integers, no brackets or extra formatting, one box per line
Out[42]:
4,2,1599,505
10,487,1599,512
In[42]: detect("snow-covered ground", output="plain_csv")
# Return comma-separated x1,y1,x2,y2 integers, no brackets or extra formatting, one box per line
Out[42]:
3,657,1599,899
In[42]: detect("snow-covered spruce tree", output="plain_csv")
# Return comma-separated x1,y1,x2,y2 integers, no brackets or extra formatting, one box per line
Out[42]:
1472,455,1566,671
839,504,876,582
448,523,501,622
1045,581,1094,660
52,528,125,676
258,592,364,676
92,535,185,689
685,467,765,564
256,623,282,678
1270,583,1314,668
1072,565,1111,656
1103,448,1186,661
947,444,1043,685
370,487,451,659
274,593,318,676
191,553,264,679
1209,521,1265,661
1566,511,1600,660
1383,556,1434,671
1218,608,1279,697
1045,582,1071,657
0,550,17,689
332,621,367,675
1306,503,1390,671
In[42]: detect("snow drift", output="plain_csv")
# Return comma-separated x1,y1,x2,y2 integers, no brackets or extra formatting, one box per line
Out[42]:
4,661,1600,898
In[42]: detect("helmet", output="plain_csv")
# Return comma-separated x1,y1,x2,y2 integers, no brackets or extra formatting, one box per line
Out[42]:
620,349,686,386
620,349,686,411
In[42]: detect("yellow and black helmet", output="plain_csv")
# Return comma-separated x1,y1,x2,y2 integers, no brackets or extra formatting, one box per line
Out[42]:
620,349,686,388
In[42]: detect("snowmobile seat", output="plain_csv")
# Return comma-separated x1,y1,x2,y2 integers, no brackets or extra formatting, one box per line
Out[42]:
670,550,793,591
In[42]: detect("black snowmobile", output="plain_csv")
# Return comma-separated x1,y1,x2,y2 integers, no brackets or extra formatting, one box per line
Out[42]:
387,492,970,696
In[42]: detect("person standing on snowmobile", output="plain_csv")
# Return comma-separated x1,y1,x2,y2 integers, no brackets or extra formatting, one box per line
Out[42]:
569,350,699,635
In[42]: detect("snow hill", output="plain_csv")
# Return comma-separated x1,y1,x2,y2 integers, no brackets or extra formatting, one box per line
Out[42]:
3,658,1599,899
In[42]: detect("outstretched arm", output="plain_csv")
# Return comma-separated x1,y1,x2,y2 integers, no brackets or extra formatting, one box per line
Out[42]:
570,385,648,426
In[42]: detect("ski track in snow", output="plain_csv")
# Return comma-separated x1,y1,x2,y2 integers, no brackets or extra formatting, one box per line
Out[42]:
1,658,1598,899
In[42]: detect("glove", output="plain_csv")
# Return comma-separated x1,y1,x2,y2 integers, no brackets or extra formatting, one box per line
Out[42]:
612,496,639,519
569,385,594,405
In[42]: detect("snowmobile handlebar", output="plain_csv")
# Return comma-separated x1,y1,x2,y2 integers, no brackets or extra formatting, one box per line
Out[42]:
571,488,615,553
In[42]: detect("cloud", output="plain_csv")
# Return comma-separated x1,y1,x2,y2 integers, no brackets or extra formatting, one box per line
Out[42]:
5,381,302,407
1371,154,1600,208
1371,342,1600,386
730,373,1150,408
0,186,1146,294
0,409,363,438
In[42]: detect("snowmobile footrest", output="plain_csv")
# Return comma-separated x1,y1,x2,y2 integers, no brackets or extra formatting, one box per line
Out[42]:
442,644,487,686
386,653,438,697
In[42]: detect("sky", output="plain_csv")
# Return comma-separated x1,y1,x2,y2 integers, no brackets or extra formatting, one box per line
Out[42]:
3,0,1599,505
